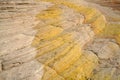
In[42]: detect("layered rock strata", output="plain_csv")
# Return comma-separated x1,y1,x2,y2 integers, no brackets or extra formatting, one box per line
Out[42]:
0,0,52,80
0,0,120,80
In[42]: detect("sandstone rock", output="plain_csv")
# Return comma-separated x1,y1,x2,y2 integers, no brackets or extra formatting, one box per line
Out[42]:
85,0,120,11
0,60,44,80
0,60,2,72
92,68,116,80
87,39,120,59
0,0,120,80
0,0,51,80
87,39,120,80
41,50,98,80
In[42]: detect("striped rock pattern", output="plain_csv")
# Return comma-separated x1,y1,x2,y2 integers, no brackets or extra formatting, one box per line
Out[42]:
0,0,120,80
0,0,52,80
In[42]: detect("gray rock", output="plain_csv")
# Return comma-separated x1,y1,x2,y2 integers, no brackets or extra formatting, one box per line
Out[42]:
0,60,44,80
88,39,120,59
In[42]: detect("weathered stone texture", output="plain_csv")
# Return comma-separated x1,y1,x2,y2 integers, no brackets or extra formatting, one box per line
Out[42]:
0,0,120,80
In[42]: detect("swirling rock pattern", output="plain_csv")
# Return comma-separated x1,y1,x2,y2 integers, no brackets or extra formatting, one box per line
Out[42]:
0,0,120,80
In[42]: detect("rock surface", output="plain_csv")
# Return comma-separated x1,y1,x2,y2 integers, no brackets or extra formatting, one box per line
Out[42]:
0,60,44,80
87,39,120,59
0,0,120,80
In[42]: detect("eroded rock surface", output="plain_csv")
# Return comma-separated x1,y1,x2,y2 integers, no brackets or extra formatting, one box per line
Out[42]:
87,39,120,59
0,0,120,80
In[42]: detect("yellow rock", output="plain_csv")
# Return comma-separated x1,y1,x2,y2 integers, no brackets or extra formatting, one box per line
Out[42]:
32,0,119,80
36,5,62,20
35,33,72,57
41,0,106,34
41,66,59,80
91,15,106,34
1,0,120,80
53,51,98,80
53,44,82,73
32,25,63,46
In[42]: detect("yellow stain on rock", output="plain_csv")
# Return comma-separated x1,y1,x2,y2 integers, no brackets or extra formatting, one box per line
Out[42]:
44,43,74,66
40,0,106,34
59,51,98,80
53,44,82,73
32,25,63,46
31,0,120,80
35,33,73,57
36,5,62,20
101,23,120,44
